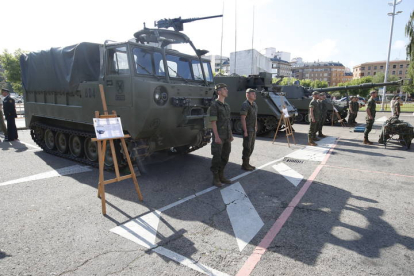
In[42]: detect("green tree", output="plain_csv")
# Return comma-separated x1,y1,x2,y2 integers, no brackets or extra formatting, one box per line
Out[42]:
403,10,414,98
300,79,312,87
0,49,25,95
310,79,328,88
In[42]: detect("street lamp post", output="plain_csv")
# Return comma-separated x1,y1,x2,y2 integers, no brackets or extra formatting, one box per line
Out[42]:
381,0,402,111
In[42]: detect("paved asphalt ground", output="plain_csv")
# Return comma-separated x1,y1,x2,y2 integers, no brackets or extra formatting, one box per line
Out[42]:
1,111,413,276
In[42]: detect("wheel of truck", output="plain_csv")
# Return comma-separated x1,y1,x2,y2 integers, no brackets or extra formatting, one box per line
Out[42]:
55,132,69,154
104,142,123,167
233,119,243,135
304,113,310,123
294,113,304,123
69,135,84,158
256,120,266,135
84,138,98,162
44,129,56,150
33,126,45,143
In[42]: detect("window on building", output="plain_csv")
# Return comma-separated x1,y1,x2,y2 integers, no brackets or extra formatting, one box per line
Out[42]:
368,66,371,70
392,65,396,69
392,71,395,75
374,72,376,75
367,72,371,75
374,66,377,70
360,73,364,76
400,64,403,68
399,70,402,75
407,64,410,68
361,67,365,70
380,65,384,69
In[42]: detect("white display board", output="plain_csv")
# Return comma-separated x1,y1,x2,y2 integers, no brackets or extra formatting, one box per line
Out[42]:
93,117,124,140
282,108,290,118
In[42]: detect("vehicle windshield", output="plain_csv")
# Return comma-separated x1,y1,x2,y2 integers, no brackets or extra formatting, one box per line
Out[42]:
132,46,212,82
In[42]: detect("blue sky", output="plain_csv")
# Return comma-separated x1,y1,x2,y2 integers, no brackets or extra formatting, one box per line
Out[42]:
2,0,413,70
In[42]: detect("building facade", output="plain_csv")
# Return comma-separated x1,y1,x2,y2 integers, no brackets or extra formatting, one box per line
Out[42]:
353,60,410,79
230,49,272,76
270,58,292,78
204,55,230,75
291,61,348,86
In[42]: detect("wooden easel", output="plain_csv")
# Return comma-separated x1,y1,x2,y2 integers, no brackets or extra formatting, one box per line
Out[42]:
272,106,296,147
92,84,143,215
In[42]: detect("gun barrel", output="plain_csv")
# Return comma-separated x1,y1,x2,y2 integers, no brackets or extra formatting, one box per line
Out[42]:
181,15,223,23
313,81,402,93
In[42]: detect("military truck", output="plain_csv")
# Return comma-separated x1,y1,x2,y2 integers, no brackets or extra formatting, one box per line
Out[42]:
214,72,297,135
275,81,404,124
20,17,222,169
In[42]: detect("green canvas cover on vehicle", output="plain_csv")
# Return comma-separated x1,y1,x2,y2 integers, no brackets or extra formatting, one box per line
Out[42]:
20,42,101,92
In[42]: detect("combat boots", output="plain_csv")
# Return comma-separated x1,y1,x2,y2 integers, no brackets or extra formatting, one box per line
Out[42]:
363,138,373,145
242,158,254,171
212,172,223,187
313,136,320,141
247,158,256,170
318,133,327,138
308,139,317,146
219,170,232,184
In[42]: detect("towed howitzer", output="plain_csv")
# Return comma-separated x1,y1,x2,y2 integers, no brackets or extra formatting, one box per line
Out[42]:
155,15,223,32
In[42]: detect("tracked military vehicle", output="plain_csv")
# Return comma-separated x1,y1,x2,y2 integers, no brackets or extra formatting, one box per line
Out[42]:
20,16,222,168
215,72,297,135
275,81,404,124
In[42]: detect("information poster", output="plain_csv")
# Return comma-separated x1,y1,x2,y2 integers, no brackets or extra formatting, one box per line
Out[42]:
282,108,290,118
93,117,124,140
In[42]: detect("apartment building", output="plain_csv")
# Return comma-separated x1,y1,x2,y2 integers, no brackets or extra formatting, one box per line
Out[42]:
270,58,292,78
353,60,410,79
291,61,348,86
204,55,230,75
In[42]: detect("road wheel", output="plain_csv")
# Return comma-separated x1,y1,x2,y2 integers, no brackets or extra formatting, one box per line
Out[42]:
32,126,45,143
104,142,123,167
44,129,56,150
233,119,243,134
84,137,98,162
55,132,69,154
69,135,84,158
294,113,304,123
304,113,310,123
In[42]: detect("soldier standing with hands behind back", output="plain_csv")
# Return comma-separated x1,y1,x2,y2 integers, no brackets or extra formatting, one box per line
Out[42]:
363,90,378,145
317,92,328,138
308,91,320,146
209,83,234,187
240,88,258,171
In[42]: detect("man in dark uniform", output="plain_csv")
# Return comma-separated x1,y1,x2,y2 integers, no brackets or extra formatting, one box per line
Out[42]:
240,88,258,171
349,96,360,126
209,83,234,187
308,91,320,146
2,88,18,142
363,90,378,145
317,92,328,138
0,96,7,140
393,96,401,119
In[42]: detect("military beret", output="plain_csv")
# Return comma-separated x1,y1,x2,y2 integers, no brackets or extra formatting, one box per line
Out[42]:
1,88,10,93
312,91,319,95
246,88,256,93
215,83,227,90
370,90,378,94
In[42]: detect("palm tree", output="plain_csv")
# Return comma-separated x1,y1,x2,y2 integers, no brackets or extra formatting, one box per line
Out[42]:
406,10,414,60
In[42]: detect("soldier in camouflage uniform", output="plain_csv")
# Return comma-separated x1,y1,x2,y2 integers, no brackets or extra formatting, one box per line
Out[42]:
308,91,320,146
317,92,328,138
240,88,258,171
348,96,360,126
363,90,378,145
209,83,234,187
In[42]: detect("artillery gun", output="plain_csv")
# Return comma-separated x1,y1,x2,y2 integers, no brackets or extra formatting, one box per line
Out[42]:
20,15,222,169
215,72,298,135
275,80,404,124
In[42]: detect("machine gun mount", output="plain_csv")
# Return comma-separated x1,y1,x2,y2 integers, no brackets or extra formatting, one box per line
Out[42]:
154,15,223,32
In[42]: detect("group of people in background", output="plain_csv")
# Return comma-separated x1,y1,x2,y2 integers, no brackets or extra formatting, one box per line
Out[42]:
1,88,18,142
